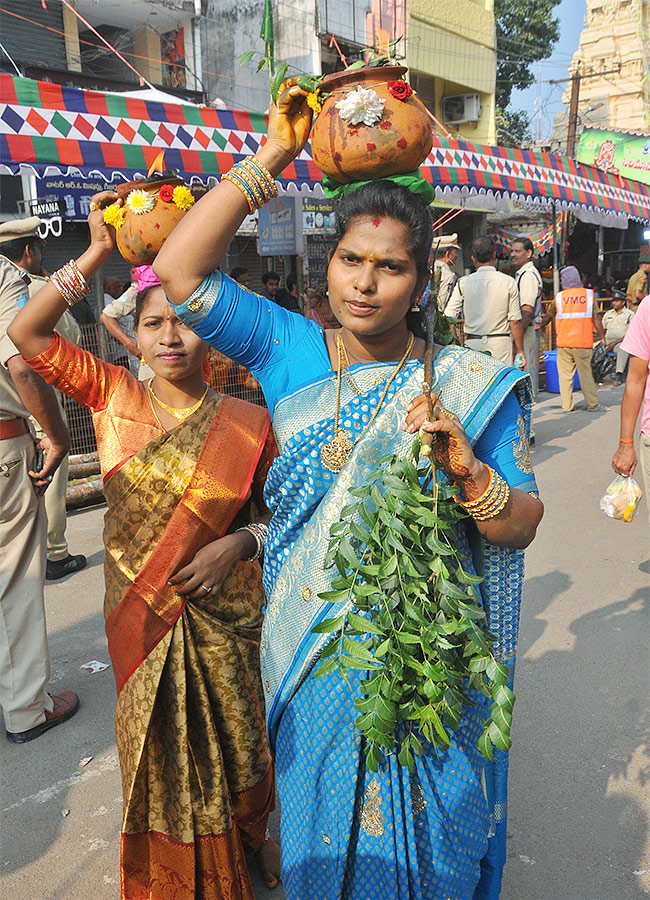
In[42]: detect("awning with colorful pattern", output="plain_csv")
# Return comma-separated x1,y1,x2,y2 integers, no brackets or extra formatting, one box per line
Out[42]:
2,74,650,226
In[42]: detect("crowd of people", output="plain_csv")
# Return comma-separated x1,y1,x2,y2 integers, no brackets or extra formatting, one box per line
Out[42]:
0,77,648,900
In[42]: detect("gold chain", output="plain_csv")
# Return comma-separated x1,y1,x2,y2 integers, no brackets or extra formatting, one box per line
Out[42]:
320,331,414,473
337,331,363,396
147,380,209,422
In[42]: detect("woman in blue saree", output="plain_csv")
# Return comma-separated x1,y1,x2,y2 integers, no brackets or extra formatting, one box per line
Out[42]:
154,80,544,900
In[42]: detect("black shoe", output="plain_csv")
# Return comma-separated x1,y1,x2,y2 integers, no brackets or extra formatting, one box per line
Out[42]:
6,691,80,743
46,554,87,581
613,373,623,385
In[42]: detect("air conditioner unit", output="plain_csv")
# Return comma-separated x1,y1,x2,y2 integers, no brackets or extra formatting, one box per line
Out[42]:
442,93,482,125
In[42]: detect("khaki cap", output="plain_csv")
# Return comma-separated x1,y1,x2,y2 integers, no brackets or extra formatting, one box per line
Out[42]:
0,216,42,245
434,232,460,250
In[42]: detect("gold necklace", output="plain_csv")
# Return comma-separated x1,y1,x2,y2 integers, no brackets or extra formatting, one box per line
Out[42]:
320,331,415,473
337,332,363,396
147,380,209,422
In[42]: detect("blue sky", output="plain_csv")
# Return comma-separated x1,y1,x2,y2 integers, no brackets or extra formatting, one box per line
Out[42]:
509,0,587,141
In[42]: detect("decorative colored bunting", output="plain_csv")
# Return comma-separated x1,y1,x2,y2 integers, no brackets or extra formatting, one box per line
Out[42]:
492,222,561,255
2,74,650,224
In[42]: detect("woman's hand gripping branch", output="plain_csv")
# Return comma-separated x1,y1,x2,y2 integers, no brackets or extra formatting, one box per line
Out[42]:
403,393,543,549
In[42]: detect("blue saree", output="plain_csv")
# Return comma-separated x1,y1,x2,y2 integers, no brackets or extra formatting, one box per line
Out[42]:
174,273,537,900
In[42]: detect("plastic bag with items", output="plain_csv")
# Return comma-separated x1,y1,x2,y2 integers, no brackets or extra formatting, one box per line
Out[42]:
591,341,615,383
599,475,643,522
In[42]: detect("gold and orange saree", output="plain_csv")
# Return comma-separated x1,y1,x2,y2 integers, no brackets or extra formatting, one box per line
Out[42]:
30,336,276,900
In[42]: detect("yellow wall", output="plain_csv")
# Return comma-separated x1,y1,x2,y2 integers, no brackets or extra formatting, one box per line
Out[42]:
406,0,496,142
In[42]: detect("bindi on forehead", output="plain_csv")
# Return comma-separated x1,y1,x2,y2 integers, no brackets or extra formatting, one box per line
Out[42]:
372,218,380,227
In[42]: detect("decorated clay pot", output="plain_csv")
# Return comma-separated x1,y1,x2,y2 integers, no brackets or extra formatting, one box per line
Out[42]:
114,176,189,265
310,66,433,184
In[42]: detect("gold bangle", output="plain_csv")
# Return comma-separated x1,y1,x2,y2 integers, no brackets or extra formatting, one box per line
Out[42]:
222,171,256,213
240,157,278,201
456,466,511,520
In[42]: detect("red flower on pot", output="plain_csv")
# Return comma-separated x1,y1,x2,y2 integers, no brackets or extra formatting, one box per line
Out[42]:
387,80,413,100
158,184,174,202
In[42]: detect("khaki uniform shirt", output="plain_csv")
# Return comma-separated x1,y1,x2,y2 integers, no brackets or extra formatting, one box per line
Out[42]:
602,307,634,342
435,260,456,311
0,255,31,420
446,265,521,336
627,269,647,310
515,261,543,320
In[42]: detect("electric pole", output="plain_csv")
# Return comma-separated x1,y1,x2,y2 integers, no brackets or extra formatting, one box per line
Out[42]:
551,63,622,157
566,64,580,157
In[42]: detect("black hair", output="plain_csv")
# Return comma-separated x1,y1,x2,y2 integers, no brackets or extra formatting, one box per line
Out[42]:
134,285,161,326
230,266,248,280
286,273,297,292
334,181,433,287
1,236,40,262
513,236,534,254
470,235,495,263
262,270,280,284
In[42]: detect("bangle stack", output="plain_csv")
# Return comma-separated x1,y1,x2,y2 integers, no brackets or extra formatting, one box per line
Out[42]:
222,156,278,213
237,522,269,561
50,260,90,307
456,465,510,521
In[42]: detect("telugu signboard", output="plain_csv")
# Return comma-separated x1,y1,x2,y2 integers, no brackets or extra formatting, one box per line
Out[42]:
32,176,113,220
577,127,650,187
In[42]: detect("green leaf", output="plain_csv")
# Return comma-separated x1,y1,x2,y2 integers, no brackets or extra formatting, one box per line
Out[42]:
347,611,384,635
340,654,376,671
488,720,512,752
378,555,398,579
486,657,509,685
269,62,290,103
396,631,421,645
468,655,491,673
311,615,344,634
457,600,486,621
398,741,414,770
238,50,256,65
345,58,367,71
313,656,338,678
455,566,484,586
438,577,471,600
428,708,451,747
491,704,512,735
492,683,515,712
317,588,350,603
342,634,377,662
477,728,494,761
256,57,269,72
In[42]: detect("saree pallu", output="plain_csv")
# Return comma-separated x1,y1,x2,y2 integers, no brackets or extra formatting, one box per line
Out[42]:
260,346,535,900
103,396,274,900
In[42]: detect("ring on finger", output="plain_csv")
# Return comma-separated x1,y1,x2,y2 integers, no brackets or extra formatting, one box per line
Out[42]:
89,201,99,211
441,409,455,420
200,583,213,594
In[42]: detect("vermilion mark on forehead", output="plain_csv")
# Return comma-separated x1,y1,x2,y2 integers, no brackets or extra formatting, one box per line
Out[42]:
373,218,380,227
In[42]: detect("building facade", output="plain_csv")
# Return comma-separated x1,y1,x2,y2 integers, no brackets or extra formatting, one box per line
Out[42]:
565,0,650,135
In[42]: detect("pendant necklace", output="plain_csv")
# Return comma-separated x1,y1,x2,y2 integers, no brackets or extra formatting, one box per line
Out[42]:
320,330,414,473
147,380,209,422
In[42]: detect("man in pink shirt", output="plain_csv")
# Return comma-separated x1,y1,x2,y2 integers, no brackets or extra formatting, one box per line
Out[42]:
612,295,650,525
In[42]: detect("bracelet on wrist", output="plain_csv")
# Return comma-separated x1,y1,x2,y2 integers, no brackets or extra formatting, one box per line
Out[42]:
50,259,90,307
619,439,634,444
236,522,269,561
455,465,510,521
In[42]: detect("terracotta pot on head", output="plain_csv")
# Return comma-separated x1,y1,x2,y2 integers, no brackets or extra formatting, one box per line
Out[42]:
114,175,190,265
310,65,433,184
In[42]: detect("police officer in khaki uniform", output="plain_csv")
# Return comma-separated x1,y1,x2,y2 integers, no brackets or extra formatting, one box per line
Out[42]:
0,218,80,742
1,222,87,580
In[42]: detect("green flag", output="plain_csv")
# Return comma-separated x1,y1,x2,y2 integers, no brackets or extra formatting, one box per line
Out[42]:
260,0,274,72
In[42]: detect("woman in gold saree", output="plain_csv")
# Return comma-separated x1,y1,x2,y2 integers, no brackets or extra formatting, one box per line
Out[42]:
8,209,281,899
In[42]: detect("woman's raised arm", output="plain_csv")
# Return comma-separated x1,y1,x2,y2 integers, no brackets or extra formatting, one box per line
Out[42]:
154,80,313,305
8,192,118,359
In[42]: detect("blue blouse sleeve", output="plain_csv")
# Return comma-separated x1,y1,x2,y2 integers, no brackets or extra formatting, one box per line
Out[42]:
473,392,538,495
172,271,328,410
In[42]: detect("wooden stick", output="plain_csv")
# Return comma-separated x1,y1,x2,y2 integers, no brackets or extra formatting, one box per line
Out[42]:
420,249,440,459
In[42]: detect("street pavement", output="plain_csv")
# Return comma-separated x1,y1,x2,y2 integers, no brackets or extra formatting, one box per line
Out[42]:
1,381,648,900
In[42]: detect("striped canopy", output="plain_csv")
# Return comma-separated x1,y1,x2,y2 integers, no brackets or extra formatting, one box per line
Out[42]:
2,74,650,225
